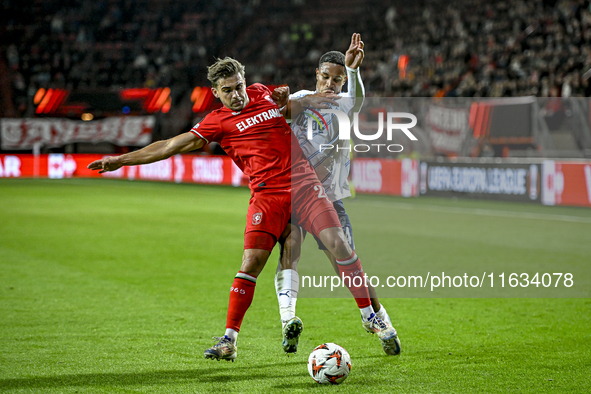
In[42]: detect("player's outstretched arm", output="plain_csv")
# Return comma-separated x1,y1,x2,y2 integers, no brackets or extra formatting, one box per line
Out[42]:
285,93,341,120
87,131,205,173
344,33,366,113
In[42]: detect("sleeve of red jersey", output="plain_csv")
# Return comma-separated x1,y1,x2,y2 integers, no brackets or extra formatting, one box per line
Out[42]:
249,83,272,96
190,113,222,144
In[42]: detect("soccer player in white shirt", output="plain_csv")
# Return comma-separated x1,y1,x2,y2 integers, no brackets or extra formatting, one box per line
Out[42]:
275,33,400,356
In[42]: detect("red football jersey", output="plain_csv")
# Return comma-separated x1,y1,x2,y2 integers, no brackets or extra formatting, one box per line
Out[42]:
191,83,316,191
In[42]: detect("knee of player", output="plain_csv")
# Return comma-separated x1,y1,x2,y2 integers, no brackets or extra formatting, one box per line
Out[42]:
324,234,352,259
241,250,270,276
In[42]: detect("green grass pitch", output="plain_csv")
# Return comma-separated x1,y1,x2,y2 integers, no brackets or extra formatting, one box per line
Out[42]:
1,178,590,393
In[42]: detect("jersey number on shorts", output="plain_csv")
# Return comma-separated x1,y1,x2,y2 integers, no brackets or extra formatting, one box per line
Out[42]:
314,185,331,202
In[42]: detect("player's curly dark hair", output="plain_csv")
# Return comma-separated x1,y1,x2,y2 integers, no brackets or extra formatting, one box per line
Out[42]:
318,51,345,68
207,57,246,87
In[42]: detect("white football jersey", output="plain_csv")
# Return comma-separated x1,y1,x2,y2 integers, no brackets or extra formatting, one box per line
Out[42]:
290,67,364,202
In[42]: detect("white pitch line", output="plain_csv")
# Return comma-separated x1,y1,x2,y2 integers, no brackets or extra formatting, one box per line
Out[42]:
364,200,591,224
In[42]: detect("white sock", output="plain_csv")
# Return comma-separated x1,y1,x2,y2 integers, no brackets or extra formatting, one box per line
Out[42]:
360,305,375,320
224,328,238,344
275,268,299,322
375,304,392,326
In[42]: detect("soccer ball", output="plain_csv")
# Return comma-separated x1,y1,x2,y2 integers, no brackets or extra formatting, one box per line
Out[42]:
307,343,352,384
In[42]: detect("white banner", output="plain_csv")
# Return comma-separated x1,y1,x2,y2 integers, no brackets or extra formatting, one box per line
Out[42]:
425,105,469,154
1,117,154,149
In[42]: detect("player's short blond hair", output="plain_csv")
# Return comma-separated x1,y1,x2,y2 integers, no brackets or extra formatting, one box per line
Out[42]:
207,57,246,87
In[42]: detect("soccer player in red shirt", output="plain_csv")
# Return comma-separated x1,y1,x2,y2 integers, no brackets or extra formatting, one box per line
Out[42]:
88,57,397,361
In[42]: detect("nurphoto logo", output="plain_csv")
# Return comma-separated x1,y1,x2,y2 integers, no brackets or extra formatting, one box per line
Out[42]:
307,109,418,153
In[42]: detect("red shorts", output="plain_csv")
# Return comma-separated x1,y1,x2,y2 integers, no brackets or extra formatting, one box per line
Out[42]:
291,180,341,237
243,181,341,252
244,189,291,252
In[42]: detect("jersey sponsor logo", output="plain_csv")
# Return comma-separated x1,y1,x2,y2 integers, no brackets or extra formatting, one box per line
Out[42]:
252,212,263,225
295,108,329,136
236,108,282,132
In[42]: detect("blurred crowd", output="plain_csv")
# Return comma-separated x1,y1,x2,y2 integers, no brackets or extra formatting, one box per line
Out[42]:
3,0,591,117
363,0,591,98
3,0,256,116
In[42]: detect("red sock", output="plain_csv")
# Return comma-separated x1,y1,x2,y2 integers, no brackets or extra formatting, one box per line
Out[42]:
226,272,257,332
336,253,371,309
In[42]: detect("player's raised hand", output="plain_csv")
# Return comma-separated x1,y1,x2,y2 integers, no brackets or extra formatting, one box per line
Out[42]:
345,33,364,70
87,156,123,174
302,92,341,109
272,86,290,108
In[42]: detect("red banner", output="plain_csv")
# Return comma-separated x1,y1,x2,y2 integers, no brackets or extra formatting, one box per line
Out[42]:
542,160,591,207
351,158,418,197
0,154,248,186
10,154,591,208
1,117,154,150
2,154,419,197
